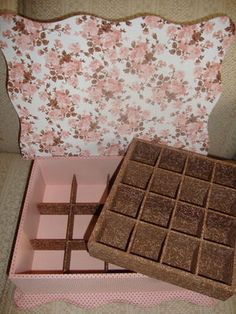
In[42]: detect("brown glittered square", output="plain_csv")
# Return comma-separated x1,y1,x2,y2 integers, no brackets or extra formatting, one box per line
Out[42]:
159,148,187,173
110,184,144,217
179,177,209,206
172,203,204,237
209,185,236,217
131,222,167,261
185,156,214,181
204,211,236,247
213,164,236,189
98,212,135,251
162,232,199,273
198,242,234,285
131,141,161,165
150,169,181,198
141,193,175,227
122,161,153,189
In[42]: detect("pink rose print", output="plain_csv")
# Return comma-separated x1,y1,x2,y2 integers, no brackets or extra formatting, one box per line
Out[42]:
61,60,82,76
71,94,81,104
31,63,42,74
104,78,123,94
177,26,195,41
15,34,34,51
205,21,214,33
68,42,80,53
144,16,162,29
89,59,102,71
155,43,165,54
9,62,25,81
51,146,66,156
0,14,234,157
130,42,148,61
78,115,92,131
101,30,121,48
46,50,59,66
41,130,55,145
81,19,98,36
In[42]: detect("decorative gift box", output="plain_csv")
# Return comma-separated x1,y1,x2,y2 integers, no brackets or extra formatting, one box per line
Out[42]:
0,12,235,309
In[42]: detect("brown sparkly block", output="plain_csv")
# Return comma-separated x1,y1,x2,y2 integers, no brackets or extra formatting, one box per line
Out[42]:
162,232,199,273
131,222,167,260
110,184,144,218
214,164,236,188
131,141,161,165
204,211,236,247
179,177,209,206
209,185,236,216
122,161,153,189
151,169,181,198
159,148,187,173
88,138,236,300
198,242,234,285
141,193,175,227
172,203,204,237
185,156,214,181
98,211,135,251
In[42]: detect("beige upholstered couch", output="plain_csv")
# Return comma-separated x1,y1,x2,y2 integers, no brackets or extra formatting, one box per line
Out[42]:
0,1,236,313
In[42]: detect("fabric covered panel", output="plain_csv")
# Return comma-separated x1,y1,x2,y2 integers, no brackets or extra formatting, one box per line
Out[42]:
0,14,235,157
16,0,236,159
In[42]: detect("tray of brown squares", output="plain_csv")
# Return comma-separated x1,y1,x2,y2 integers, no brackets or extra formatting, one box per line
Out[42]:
88,138,236,300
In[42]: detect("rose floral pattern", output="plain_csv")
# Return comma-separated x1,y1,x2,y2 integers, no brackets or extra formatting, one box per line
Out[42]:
0,14,235,158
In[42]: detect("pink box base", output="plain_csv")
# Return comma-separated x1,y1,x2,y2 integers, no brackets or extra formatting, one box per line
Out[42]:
9,156,217,308
14,287,217,310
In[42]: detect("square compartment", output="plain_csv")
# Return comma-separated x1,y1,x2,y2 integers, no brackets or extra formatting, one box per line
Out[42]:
179,177,209,206
204,211,236,247
162,232,199,273
98,211,135,251
172,203,204,237
213,164,236,189
70,251,105,271
150,169,181,198
130,222,167,261
73,215,94,239
198,242,234,285
31,250,64,271
158,148,187,173
141,193,175,227
131,141,161,165
122,161,153,189
208,185,236,217
110,184,144,217
185,156,214,181
37,215,68,239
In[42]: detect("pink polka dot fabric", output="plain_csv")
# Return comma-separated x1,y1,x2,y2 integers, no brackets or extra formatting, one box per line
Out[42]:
14,288,217,310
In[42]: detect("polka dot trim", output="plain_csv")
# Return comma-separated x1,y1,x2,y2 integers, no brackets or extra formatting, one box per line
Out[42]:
14,288,217,310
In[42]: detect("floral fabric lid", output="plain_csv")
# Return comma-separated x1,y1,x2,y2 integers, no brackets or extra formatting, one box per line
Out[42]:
0,14,235,158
